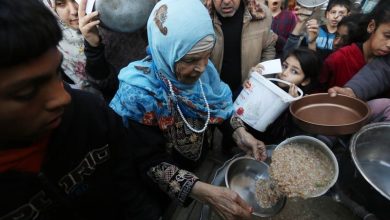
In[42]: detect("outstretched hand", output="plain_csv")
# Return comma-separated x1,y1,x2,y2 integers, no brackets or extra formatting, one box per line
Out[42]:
78,0,100,47
328,86,356,98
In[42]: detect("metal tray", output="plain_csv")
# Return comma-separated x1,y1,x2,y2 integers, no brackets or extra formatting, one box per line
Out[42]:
290,93,370,135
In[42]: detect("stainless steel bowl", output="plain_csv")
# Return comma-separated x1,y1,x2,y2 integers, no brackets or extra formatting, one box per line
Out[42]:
225,157,286,217
350,122,390,201
275,135,339,197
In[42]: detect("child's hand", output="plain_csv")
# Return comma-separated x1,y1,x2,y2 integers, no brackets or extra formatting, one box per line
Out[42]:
78,0,100,47
294,5,314,23
306,19,319,44
289,84,299,97
249,63,265,75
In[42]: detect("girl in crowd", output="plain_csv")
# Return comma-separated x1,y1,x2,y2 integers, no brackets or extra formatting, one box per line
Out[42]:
110,0,266,219
319,0,390,90
246,48,322,144
266,0,297,58
43,0,117,101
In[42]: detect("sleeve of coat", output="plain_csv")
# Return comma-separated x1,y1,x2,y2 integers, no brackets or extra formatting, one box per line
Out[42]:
260,29,276,62
345,55,390,101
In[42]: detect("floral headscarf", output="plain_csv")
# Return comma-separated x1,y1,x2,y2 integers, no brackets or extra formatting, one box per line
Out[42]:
42,0,88,89
110,0,233,130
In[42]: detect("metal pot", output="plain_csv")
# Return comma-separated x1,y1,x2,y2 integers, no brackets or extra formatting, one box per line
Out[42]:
95,0,157,33
350,122,390,201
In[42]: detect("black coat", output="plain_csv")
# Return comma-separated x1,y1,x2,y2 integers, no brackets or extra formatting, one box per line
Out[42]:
0,88,160,220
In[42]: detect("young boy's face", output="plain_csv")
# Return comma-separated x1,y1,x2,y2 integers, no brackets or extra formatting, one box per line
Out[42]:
326,5,349,28
0,48,71,144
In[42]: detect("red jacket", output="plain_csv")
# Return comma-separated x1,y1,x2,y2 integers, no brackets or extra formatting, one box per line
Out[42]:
320,43,366,90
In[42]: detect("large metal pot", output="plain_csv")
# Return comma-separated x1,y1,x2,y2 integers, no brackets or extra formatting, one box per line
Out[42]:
95,0,157,33
350,122,390,201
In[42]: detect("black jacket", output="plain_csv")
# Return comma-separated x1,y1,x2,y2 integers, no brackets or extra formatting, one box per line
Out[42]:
0,88,160,220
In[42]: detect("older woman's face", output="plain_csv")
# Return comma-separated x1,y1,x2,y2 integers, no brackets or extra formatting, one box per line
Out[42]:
54,0,79,29
174,50,212,84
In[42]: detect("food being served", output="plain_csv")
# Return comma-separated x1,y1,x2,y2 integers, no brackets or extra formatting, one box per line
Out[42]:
255,179,282,208
269,143,335,198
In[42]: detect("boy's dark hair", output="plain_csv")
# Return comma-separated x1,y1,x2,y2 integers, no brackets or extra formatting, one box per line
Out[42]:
338,13,367,44
366,0,390,30
285,48,322,94
325,0,352,12
0,0,62,69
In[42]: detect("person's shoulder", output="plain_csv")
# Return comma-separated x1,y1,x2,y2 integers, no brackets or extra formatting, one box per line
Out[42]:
68,86,106,108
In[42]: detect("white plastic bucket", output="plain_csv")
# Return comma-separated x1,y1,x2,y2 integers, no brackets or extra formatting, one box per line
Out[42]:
233,72,303,132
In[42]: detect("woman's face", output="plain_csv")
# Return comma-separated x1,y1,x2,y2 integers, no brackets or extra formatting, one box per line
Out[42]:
174,49,212,84
277,55,307,88
54,0,79,29
367,21,390,57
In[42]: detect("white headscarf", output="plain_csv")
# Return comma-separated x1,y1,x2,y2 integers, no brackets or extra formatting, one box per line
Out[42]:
42,0,88,89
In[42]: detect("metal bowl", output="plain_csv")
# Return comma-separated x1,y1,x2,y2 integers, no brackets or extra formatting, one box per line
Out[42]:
350,122,390,201
290,93,370,135
225,157,286,217
275,136,339,197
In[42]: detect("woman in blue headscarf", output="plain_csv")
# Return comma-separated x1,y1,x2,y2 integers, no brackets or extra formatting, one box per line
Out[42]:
110,0,266,218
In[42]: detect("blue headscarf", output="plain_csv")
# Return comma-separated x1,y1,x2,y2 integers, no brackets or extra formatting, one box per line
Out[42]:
109,0,233,129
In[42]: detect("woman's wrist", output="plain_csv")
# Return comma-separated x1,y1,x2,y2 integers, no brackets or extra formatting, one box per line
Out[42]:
230,115,246,132
190,181,210,203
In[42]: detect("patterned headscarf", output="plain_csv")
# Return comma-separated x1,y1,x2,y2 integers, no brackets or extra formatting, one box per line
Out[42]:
110,0,233,130
42,0,88,89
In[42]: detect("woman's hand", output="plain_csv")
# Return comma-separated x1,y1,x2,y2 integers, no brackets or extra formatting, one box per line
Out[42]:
78,0,100,47
288,84,299,97
328,86,356,98
191,181,253,220
232,127,267,161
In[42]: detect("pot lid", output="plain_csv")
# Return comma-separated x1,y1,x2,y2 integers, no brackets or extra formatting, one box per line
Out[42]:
95,0,157,33
297,0,328,8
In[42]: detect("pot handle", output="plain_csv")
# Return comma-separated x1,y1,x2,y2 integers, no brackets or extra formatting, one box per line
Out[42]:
268,78,304,101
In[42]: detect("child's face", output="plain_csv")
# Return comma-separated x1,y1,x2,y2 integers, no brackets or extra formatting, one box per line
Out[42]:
0,48,71,144
54,0,79,29
333,24,350,50
267,0,282,12
277,56,306,88
367,21,390,57
326,5,348,28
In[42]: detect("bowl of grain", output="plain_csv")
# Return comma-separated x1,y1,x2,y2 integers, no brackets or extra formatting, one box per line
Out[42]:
225,156,286,217
272,135,339,198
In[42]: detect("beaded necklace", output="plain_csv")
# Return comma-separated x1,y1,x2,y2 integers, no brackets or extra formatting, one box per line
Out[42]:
166,78,210,133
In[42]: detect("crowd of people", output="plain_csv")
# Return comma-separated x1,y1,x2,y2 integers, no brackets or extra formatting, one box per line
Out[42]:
0,0,389,219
